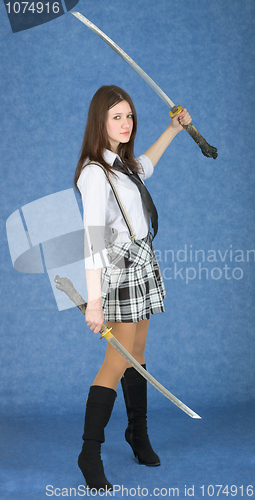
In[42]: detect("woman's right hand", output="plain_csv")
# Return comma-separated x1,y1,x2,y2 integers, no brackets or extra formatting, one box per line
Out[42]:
85,298,105,334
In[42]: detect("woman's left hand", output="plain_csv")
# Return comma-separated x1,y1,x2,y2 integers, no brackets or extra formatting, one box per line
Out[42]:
170,108,192,133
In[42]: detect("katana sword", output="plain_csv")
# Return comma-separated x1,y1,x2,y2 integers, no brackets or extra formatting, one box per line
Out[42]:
71,11,217,159
54,275,201,419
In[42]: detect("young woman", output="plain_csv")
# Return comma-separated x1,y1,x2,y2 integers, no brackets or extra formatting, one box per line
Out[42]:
74,85,191,491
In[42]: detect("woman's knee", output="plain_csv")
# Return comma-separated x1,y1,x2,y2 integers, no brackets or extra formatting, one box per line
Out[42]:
107,355,130,377
132,334,147,357
132,341,145,359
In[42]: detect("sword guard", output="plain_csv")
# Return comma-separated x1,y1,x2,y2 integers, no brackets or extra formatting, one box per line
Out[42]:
169,105,183,118
100,327,113,340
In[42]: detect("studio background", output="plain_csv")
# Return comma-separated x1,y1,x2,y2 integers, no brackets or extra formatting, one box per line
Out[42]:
0,0,254,498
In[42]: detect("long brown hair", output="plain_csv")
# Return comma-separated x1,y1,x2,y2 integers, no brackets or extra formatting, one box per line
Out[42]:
74,85,139,188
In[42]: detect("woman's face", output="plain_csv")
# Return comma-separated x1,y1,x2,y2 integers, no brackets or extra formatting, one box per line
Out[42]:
105,100,133,153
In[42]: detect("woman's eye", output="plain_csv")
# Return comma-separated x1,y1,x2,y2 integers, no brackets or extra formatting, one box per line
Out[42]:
113,114,133,120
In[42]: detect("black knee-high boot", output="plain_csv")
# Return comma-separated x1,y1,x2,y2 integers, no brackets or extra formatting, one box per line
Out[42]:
121,365,160,466
78,385,116,491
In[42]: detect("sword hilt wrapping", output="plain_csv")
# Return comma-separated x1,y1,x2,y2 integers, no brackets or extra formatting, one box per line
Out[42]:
169,105,218,159
183,123,218,159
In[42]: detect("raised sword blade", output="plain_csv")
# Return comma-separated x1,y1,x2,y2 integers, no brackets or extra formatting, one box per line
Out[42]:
70,11,217,159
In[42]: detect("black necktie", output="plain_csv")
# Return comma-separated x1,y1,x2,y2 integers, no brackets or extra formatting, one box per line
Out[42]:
113,157,158,239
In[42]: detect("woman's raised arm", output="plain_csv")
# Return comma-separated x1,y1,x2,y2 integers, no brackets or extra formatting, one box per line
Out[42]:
143,108,192,167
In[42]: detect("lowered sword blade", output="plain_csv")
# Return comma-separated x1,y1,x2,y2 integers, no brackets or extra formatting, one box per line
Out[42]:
101,329,201,419
71,11,217,159
54,275,201,419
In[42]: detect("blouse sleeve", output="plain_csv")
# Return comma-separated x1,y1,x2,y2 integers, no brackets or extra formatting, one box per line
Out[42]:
137,154,154,181
77,165,111,270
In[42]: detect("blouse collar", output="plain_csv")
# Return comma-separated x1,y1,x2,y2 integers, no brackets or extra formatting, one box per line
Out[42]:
103,149,120,166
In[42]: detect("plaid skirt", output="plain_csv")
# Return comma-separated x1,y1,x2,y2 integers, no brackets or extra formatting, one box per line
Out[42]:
101,234,166,323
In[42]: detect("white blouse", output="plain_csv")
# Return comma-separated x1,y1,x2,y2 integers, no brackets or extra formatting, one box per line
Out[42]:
77,149,154,269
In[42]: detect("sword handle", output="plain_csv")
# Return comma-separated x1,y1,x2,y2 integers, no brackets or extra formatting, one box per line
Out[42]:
170,106,218,159
183,123,218,159
54,275,110,336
